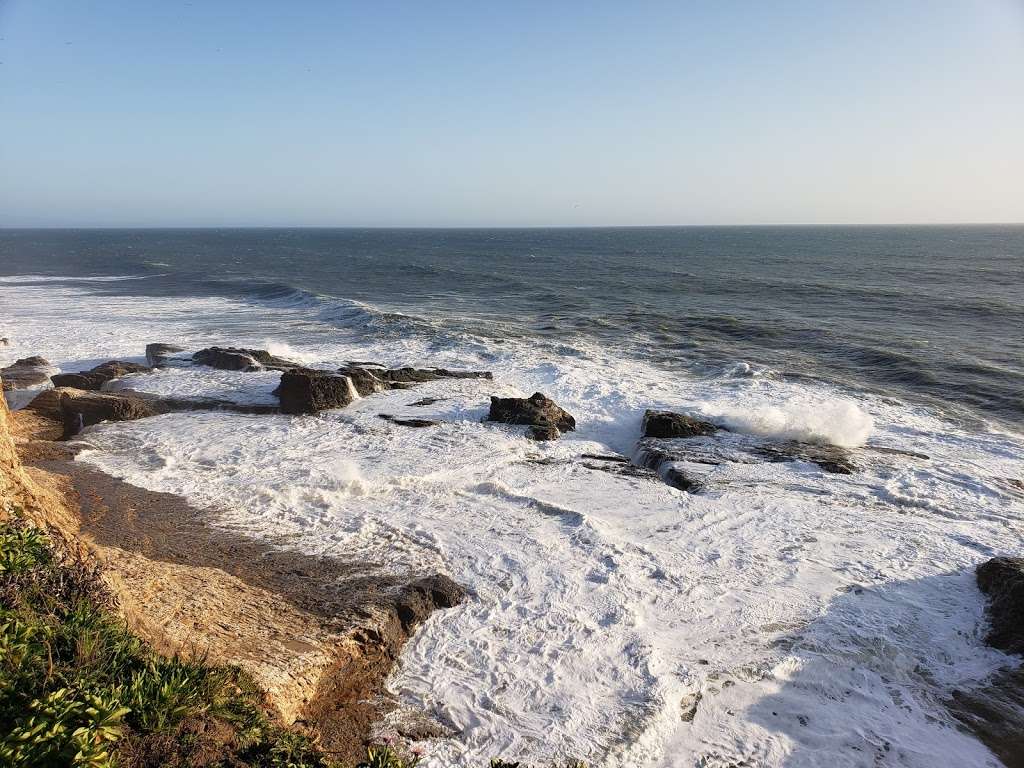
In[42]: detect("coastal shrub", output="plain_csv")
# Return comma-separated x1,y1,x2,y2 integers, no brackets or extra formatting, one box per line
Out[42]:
0,514,328,768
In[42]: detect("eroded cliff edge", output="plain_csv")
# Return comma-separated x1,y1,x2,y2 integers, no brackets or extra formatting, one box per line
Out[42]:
0,381,465,762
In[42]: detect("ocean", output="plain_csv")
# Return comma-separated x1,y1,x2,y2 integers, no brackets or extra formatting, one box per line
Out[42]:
1,226,1023,766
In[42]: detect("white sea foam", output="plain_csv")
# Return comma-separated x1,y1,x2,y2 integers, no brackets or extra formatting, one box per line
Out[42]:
698,396,875,447
4,277,1023,768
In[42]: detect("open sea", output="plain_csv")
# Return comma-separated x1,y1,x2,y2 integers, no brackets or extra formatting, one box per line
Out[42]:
1,226,1023,767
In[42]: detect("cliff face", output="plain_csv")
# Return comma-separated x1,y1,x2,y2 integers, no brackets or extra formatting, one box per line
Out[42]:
0,380,464,761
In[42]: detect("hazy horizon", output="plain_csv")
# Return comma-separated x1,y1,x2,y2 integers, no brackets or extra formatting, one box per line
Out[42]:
2,1,1023,228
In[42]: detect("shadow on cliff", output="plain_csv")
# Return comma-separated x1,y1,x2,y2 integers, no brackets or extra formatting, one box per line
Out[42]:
731,571,1024,768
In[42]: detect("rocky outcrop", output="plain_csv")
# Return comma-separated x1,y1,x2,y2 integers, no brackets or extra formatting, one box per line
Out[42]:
378,414,440,428
193,347,299,371
277,369,357,415
0,356,52,391
145,343,186,367
752,443,858,474
51,360,151,391
53,389,164,438
381,367,492,384
643,409,718,439
977,557,1024,655
487,392,576,440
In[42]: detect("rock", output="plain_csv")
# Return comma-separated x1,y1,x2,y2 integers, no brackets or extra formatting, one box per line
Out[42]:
193,347,299,371
527,424,561,441
277,368,356,415
633,439,709,492
145,343,186,367
487,392,576,436
0,357,52,391
383,367,492,383
338,365,391,397
378,414,440,428
393,574,466,632
51,360,151,391
643,409,718,439
56,389,163,439
753,443,858,474
977,557,1024,655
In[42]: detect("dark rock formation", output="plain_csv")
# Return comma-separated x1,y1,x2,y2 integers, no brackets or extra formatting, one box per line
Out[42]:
378,414,440,428
393,574,466,632
277,369,356,415
633,440,707,492
51,360,151,391
527,424,561,441
0,357,52,391
487,392,576,436
977,557,1024,655
193,347,299,372
643,409,719,439
338,365,493,395
145,343,186,367
0,337,8,346
752,443,858,474
56,389,163,438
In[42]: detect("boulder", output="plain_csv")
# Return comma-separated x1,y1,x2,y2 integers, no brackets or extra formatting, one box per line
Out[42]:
277,368,356,415
393,574,466,632
487,392,576,435
643,409,719,439
0,357,52,391
527,424,561,441
56,389,164,439
193,347,299,371
145,343,186,367
977,557,1024,655
338,365,391,397
51,360,151,391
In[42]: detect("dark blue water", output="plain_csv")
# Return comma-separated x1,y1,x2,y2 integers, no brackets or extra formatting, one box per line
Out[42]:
2,226,1022,427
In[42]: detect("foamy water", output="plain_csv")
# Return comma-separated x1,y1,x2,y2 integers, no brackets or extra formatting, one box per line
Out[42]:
2,277,1023,767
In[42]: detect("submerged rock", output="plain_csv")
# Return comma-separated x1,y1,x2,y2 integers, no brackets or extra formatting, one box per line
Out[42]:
1,357,52,391
393,574,466,632
51,360,151,391
487,392,576,436
527,424,561,441
193,346,299,372
378,414,440,428
977,557,1024,655
145,343,186,367
277,368,356,415
643,409,719,439
752,442,858,474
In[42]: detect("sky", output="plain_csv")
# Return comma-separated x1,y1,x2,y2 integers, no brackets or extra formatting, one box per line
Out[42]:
1,0,1023,227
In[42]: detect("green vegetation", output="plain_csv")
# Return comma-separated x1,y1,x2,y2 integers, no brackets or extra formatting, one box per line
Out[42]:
0,513,586,768
0,514,327,768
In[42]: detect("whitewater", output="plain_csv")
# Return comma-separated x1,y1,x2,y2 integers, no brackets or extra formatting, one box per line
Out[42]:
2,274,1023,767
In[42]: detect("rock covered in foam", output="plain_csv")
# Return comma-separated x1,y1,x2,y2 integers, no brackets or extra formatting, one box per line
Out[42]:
145,343,186,367
0,357,52,391
642,409,719,439
977,557,1024,655
51,360,151,391
487,392,576,437
277,368,356,415
193,346,300,372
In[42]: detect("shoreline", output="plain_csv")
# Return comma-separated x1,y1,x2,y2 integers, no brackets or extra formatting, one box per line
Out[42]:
1,384,465,763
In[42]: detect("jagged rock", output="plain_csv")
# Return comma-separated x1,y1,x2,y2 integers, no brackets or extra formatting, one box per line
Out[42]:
193,347,299,371
145,343,186,367
277,368,356,415
378,414,440,428
977,557,1024,655
487,392,576,437
753,443,858,474
51,360,151,391
527,424,561,441
633,439,708,492
393,574,466,632
338,365,391,397
382,367,492,383
643,409,719,439
56,389,163,438
0,357,52,391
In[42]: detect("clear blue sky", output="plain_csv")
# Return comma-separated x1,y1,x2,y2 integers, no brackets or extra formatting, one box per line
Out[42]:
1,0,1022,227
